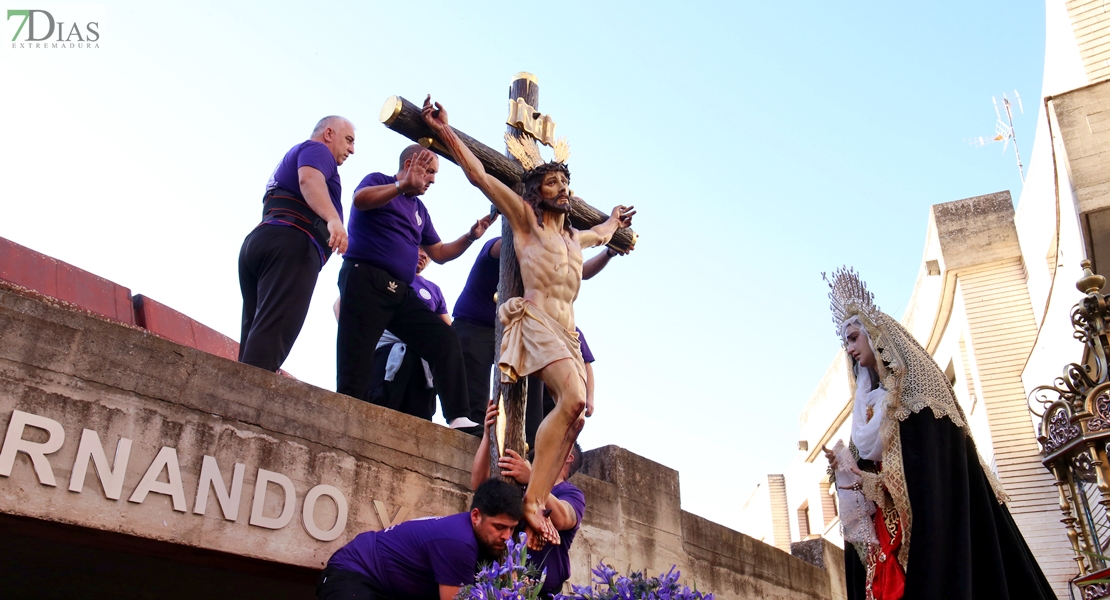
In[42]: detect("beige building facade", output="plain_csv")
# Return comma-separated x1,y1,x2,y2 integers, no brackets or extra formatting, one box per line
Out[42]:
738,1,1110,598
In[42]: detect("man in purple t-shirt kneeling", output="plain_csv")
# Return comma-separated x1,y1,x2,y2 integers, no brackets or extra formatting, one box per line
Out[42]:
238,116,355,372
318,479,523,600
470,402,587,598
337,145,495,431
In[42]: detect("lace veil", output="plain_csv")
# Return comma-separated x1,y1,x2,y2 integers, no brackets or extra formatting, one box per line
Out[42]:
824,267,1008,570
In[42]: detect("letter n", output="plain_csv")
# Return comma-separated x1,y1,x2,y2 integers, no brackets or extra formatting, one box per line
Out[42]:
68,429,132,499
193,455,245,521
0,410,65,486
128,446,187,512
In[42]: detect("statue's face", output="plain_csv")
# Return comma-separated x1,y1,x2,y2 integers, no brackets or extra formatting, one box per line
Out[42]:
845,324,877,369
538,171,571,214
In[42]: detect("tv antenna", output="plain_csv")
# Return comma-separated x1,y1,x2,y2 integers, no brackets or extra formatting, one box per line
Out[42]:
966,90,1025,183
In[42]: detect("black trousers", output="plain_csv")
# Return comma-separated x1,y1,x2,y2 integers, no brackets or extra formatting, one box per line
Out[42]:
238,225,321,372
369,342,437,420
317,566,385,600
453,318,496,424
336,259,469,421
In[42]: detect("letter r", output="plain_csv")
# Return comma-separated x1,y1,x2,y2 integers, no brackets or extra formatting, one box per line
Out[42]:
0,410,66,486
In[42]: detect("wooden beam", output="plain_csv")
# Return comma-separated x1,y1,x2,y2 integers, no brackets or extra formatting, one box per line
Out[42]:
379,94,638,253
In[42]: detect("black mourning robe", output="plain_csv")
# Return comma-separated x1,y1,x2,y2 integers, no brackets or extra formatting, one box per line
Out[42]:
845,407,1056,599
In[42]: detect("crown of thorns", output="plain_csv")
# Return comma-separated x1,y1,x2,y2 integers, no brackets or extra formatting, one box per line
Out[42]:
520,161,571,184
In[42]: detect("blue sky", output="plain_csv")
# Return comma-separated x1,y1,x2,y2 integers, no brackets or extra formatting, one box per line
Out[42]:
0,1,1046,533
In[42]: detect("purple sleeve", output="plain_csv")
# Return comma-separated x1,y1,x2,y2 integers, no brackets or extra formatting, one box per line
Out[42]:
577,328,595,363
297,142,337,179
560,485,586,526
355,172,390,193
429,281,448,315
417,202,441,246
428,539,478,586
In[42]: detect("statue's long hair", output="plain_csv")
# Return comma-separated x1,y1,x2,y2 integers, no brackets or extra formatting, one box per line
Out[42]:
519,162,573,232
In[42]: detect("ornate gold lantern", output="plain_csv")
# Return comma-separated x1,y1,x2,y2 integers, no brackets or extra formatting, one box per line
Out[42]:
1030,260,1110,598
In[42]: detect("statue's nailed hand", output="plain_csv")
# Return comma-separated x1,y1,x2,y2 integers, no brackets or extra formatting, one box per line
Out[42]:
611,205,635,228
421,94,449,134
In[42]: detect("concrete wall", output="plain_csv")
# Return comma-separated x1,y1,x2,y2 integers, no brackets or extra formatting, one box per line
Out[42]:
0,281,836,599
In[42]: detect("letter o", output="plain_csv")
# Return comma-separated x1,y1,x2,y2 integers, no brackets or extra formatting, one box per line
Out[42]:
302,484,348,541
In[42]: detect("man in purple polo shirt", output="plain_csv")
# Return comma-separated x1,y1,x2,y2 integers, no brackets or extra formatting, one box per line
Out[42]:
317,479,523,600
453,237,622,435
367,247,452,420
337,145,494,429
471,402,586,598
238,116,354,372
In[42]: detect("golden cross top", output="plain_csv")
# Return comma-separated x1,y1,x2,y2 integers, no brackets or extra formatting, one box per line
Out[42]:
507,97,557,147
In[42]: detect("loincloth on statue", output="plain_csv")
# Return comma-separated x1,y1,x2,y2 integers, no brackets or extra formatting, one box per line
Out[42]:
497,297,586,387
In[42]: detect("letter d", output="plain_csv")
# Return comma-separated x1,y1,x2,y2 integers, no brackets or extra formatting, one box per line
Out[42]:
27,10,54,42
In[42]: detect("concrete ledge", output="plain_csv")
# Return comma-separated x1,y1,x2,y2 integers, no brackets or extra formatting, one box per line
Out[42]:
0,281,835,599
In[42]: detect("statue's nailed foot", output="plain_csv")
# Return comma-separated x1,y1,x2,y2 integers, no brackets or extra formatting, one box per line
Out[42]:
523,499,560,550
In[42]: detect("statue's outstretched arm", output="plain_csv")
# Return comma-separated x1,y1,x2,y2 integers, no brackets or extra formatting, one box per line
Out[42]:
421,95,532,233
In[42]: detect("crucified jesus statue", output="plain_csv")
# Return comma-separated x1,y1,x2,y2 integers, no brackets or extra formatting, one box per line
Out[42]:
421,95,634,548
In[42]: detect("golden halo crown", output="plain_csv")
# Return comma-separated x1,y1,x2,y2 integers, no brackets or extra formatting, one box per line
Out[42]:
504,132,570,171
822,266,880,335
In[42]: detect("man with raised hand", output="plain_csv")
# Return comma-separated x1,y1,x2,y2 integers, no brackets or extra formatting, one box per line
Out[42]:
238,116,354,372
421,95,633,546
336,144,495,430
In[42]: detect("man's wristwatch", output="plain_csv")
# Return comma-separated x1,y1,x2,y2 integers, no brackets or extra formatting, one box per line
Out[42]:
465,231,478,242
394,181,401,194
606,248,619,257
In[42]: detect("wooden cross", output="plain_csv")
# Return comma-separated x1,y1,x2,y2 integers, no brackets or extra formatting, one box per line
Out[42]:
379,74,637,479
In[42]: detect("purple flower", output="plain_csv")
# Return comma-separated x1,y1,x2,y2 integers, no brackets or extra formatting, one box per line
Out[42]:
556,562,715,600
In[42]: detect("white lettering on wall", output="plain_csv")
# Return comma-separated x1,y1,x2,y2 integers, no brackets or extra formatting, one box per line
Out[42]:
194,455,245,521
68,428,132,499
250,468,296,529
0,409,366,542
128,446,187,512
0,410,65,486
303,484,348,541
374,499,410,528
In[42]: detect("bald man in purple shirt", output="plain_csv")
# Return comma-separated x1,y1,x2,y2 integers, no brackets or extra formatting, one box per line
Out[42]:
337,145,495,430
238,116,354,372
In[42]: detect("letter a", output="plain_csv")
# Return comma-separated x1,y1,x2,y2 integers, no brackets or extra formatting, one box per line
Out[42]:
68,429,132,499
0,410,65,486
128,446,187,512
